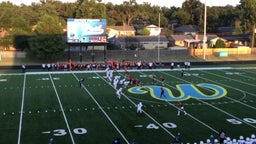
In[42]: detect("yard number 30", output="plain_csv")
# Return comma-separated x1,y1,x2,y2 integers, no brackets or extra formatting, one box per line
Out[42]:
53,128,87,136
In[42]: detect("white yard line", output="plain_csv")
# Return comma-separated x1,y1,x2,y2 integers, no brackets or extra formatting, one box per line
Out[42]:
162,71,256,129
17,74,26,144
227,69,256,79
195,71,256,109
94,72,176,138
49,74,76,144
203,70,256,87
197,99,256,129
72,73,130,144
166,102,219,134
238,69,256,75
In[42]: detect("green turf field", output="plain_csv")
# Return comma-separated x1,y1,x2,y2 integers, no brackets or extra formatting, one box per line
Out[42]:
0,66,256,144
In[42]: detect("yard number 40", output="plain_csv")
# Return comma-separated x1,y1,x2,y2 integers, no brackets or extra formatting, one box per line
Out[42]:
146,122,177,129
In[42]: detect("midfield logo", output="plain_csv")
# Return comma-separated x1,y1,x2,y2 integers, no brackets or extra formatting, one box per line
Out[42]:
128,83,227,101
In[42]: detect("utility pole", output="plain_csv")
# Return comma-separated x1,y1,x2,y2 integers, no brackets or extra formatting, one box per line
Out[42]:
252,24,255,49
157,13,160,62
203,0,207,60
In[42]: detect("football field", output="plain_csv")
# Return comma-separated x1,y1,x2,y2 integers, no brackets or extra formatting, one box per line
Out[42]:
0,66,256,144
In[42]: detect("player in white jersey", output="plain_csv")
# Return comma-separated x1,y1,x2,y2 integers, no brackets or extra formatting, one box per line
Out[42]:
137,102,143,113
114,75,121,80
119,76,130,88
119,78,126,85
105,66,110,77
116,87,123,99
105,67,112,82
109,70,113,82
177,101,187,116
113,76,120,89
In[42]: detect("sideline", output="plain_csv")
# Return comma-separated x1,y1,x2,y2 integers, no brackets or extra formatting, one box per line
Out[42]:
1,66,256,76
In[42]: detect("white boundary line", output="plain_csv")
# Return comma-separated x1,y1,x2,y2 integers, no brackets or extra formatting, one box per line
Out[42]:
49,74,76,144
1,66,256,76
71,73,130,144
94,72,176,138
17,74,26,144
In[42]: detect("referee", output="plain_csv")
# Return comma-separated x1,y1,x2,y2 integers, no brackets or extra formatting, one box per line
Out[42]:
79,78,85,87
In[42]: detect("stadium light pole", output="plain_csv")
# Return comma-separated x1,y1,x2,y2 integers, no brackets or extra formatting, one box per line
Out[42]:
203,0,207,60
157,13,160,62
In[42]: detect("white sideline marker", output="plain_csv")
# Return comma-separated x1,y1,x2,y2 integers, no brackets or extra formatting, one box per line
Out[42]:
42,131,51,134
134,125,143,128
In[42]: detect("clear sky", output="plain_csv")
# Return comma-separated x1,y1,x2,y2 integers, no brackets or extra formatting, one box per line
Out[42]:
0,0,240,7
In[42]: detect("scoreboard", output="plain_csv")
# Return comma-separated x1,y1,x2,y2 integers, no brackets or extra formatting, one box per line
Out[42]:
67,18,107,43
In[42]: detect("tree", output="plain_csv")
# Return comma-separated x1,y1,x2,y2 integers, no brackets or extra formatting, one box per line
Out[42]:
11,16,32,35
182,0,203,25
218,5,239,26
124,37,140,50
214,39,226,48
59,2,76,19
75,0,106,18
34,14,63,34
0,2,17,29
107,0,140,26
27,34,66,61
140,28,150,35
239,0,256,48
206,7,220,33
39,0,59,16
0,36,12,50
13,35,31,51
172,9,190,25
148,6,168,27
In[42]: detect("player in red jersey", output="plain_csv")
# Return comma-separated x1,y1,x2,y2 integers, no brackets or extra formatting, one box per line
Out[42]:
160,76,165,85
160,87,166,98
135,78,142,86
152,73,156,84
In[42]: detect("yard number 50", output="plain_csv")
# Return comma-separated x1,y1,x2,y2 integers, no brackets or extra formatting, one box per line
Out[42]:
227,118,256,125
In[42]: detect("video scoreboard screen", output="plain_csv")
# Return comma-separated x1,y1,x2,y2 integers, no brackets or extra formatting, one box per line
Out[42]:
67,18,107,43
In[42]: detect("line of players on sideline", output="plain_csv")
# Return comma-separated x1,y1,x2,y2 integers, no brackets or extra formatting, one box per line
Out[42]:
22,60,191,72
